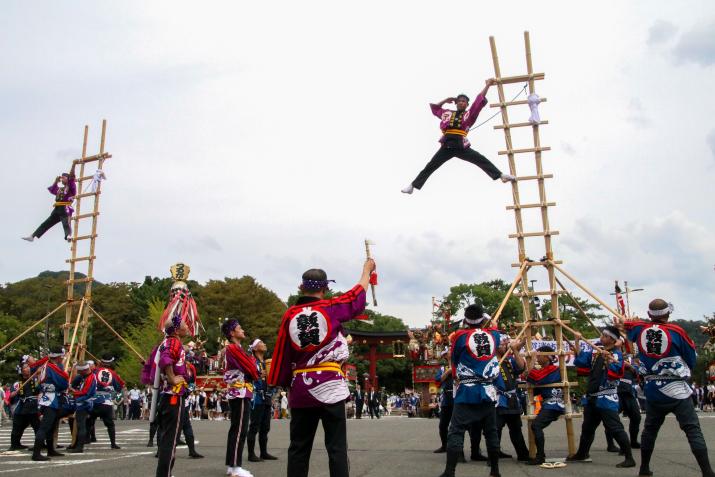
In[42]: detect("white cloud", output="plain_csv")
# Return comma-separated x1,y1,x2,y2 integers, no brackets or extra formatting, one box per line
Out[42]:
647,20,678,46
672,21,715,66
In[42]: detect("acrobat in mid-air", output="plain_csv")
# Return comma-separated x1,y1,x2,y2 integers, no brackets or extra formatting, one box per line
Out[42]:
402,78,515,195
23,162,76,243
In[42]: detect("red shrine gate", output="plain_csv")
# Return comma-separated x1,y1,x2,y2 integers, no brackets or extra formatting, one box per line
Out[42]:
347,330,409,388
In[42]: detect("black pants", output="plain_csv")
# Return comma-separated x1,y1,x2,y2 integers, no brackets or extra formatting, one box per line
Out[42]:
33,206,71,239
642,398,708,453
10,412,39,448
92,405,116,444
226,398,251,467
605,392,641,446
248,402,272,456
354,400,363,419
412,146,502,190
531,409,562,458
497,412,529,458
155,394,184,477
34,407,59,453
575,401,630,457
368,403,379,419
288,401,348,477
129,400,141,419
74,410,89,451
468,418,484,456
446,403,499,453
438,404,453,448
181,404,196,453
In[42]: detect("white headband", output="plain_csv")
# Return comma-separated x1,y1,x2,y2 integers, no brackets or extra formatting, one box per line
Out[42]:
465,313,490,326
648,302,674,317
249,339,263,351
602,329,619,341
76,363,90,371
101,358,114,364
48,350,65,358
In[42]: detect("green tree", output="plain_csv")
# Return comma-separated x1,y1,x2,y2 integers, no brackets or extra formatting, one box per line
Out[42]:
114,298,165,386
442,280,523,328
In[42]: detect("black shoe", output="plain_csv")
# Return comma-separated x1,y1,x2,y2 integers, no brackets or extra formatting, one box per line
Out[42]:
8,445,28,451
56,444,64,449
66,445,75,450
638,472,653,477
497,451,512,459
527,456,545,466
154,452,158,458
566,454,588,462
617,457,636,468
248,454,263,462
32,454,51,462
90,437,97,443
517,455,531,462
607,445,620,453
471,453,488,462
47,450,65,457
188,452,204,459
260,453,278,460
69,448,84,454
631,441,641,449
111,444,121,449
146,441,154,447
434,447,447,454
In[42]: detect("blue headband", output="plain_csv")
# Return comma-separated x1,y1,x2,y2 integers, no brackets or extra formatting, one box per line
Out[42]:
301,279,335,291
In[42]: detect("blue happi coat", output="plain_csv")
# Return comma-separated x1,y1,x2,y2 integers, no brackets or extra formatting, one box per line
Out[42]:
527,364,565,412
574,348,624,411
31,358,69,410
626,321,696,403
450,328,501,405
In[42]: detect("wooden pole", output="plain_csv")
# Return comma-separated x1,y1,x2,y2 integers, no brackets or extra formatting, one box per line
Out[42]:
0,302,67,354
88,305,145,362
64,299,86,369
497,322,528,367
364,239,377,306
555,277,602,335
489,261,528,326
550,262,625,321
19,364,44,390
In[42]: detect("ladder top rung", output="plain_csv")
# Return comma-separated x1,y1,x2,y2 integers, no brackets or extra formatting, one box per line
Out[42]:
65,256,96,263
499,146,551,156
509,230,559,238
72,212,100,220
73,234,98,241
495,73,545,85
494,120,548,130
73,153,111,164
506,201,556,210
490,97,548,108
75,191,101,200
511,260,563,267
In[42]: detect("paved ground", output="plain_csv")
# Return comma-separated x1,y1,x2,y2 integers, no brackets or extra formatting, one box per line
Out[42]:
1,414,714,476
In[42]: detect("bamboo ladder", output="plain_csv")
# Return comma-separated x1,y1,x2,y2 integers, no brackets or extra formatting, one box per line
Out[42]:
63,120,111,364
488,32,578,456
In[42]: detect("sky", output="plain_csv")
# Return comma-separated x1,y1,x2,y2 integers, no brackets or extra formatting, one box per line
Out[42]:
1,1,714,327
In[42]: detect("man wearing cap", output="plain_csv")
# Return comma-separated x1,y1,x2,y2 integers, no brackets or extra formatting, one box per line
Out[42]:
247,338,277,463
92,354,124,450
526,345,565,465
222,319,260,477
267,259,376,477
438,303,502,477
567,326,635,468
401,78,515,195
69,361,96,454
30,347,69,461
494,335,529,461
8,358,40,450
23,163,76,243
622,299,715,477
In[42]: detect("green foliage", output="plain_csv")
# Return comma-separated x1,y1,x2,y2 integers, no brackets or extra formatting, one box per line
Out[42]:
441,279,523,328
114,298,165,386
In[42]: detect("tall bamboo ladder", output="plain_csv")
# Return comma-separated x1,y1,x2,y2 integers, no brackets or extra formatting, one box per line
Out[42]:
63,120,111,364
487,32,630,458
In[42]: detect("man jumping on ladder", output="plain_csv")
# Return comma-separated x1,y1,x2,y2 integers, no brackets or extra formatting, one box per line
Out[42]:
402,78,515,195
23,162,77,243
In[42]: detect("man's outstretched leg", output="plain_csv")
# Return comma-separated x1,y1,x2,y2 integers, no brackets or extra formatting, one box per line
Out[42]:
403,148,455,194
456,148,514,183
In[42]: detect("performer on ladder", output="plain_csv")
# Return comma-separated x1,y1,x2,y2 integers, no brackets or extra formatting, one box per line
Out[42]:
437,303,502,477
221,319,259,477
621,299,715,477
7,357,40,450
23,162,77,243
567,326,636,468
92,354,125,450
68,361,96,454
268,259,376,477
401,78,515,195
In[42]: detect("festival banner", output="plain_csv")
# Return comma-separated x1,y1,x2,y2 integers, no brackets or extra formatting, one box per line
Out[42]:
413,364,441,383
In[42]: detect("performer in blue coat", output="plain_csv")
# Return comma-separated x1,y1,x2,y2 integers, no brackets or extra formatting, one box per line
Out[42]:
30,347,70,461
624,299,714,477
567,326,635,468
69,361,97,454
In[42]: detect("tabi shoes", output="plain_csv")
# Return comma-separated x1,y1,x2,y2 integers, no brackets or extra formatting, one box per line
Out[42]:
21,236,34,242
500,174,516,183
401,184,415,194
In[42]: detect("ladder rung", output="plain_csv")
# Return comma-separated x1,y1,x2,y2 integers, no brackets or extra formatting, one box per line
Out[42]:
72,212,100,221
515,174,553,181
496,73,545,85
509,230,559,238
507,201,556,210
490,97,548,108
511,260,563,267
499,146,551,156
517,289,567,297
521,319,571,326
73,234,98,241
73,153,111,165
77,175,96,182
494,120,549,130
75,191,101,200
66,277,94,284
65,256,96,263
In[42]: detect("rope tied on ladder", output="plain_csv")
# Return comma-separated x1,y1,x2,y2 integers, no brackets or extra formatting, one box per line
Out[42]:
469,83,529,131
